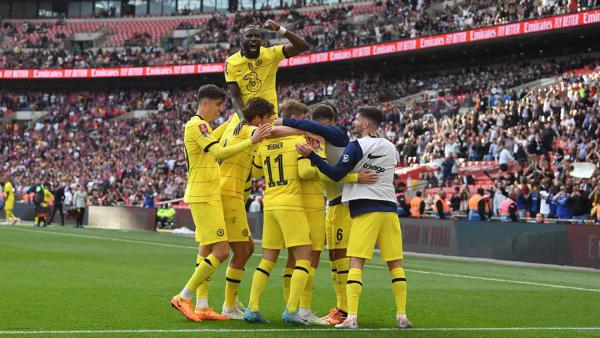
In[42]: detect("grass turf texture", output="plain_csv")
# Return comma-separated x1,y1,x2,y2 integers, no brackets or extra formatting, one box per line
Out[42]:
0,224,599,337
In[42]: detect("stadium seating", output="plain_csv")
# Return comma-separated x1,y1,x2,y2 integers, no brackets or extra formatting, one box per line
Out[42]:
1,0,594,69
2,56,599,223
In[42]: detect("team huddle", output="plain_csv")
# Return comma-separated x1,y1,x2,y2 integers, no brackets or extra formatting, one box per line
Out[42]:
170,20,411,329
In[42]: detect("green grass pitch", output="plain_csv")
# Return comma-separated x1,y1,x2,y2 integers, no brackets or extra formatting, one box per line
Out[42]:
1,224,599,337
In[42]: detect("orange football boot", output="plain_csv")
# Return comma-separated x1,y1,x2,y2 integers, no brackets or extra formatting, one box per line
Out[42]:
170,294,201,322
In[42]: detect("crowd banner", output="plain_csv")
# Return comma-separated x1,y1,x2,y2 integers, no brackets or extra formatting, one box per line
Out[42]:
1,9,600,80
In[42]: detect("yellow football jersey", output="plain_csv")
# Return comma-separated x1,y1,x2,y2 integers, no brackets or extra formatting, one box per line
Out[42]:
183,116,223,203
219,114,257,199
225,45,286,116
253,135,305,211
4,182,14,204
298,137,326,212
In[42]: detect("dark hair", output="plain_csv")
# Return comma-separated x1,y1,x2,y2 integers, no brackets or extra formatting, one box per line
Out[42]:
311,103,336,121
357,106,385,125
280,100,308,118
242,98,274,121
416,191,422,197
242,25,261,37
197,84,226,102
477,187,485,195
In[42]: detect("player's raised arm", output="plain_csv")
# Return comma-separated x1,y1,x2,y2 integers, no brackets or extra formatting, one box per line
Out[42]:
227,82,245,121
263,20,309,58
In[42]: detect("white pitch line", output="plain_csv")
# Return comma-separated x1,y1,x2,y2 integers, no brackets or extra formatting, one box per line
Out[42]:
1,327,600,335
403,269,600,293
3,226,600,293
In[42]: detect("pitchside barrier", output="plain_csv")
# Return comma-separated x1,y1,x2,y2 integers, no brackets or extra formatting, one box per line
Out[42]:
5,203,599,269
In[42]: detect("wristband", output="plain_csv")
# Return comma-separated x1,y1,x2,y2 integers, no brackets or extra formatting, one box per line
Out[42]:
278,26,287,35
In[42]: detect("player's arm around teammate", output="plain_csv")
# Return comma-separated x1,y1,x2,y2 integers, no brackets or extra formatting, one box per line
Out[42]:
296,108,412,330
170,85,270,323
218,98,275,319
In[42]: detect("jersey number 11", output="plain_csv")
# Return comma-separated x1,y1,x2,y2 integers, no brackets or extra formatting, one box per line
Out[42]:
264,154,288,187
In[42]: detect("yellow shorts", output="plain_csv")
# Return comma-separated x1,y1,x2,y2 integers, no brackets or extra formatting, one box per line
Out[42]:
305,209,326,251
347,212,403,262
262,209,311,250
221,195,251,242
325,203,351,250
5,208,14,219
190,201,228,245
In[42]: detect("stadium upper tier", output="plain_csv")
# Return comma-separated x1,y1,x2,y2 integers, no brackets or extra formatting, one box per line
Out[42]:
1,0,598,70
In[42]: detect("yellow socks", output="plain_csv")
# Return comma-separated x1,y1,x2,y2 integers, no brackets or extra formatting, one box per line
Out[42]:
390,267,407,315
224,267,244,308
299,266,316,309
185,254,221,294
335,257,350,312
194,255,210,308
286,259,311,313
282,267,293,304
249,259,276,311
346,268,363,316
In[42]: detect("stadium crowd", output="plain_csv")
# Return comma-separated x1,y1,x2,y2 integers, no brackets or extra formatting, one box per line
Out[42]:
2,53,600,222
1,0,598,68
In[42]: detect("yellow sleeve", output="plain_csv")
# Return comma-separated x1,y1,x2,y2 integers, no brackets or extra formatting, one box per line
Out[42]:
194,120,253,161
269,45,286,63
212,118,231,141
224,59,236,83
207,138,253,162
298,157,319,180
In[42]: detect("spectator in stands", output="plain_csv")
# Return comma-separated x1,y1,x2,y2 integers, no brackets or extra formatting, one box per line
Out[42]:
492,181,507,216
535,213,547,224
515,187,529,219
441,153,456,187
410,191,425,217
143,185,156,209
433,190,451,219
249,196,262,213
396,182,410,217
528,184,541,218
554,186,572,220
450,186,461,212
539,183,551,218
498,144,515,172
571,185,590,222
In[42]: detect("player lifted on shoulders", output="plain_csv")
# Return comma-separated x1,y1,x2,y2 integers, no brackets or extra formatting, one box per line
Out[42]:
225,20,309,122
170,85,271,322
296,107,412,330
